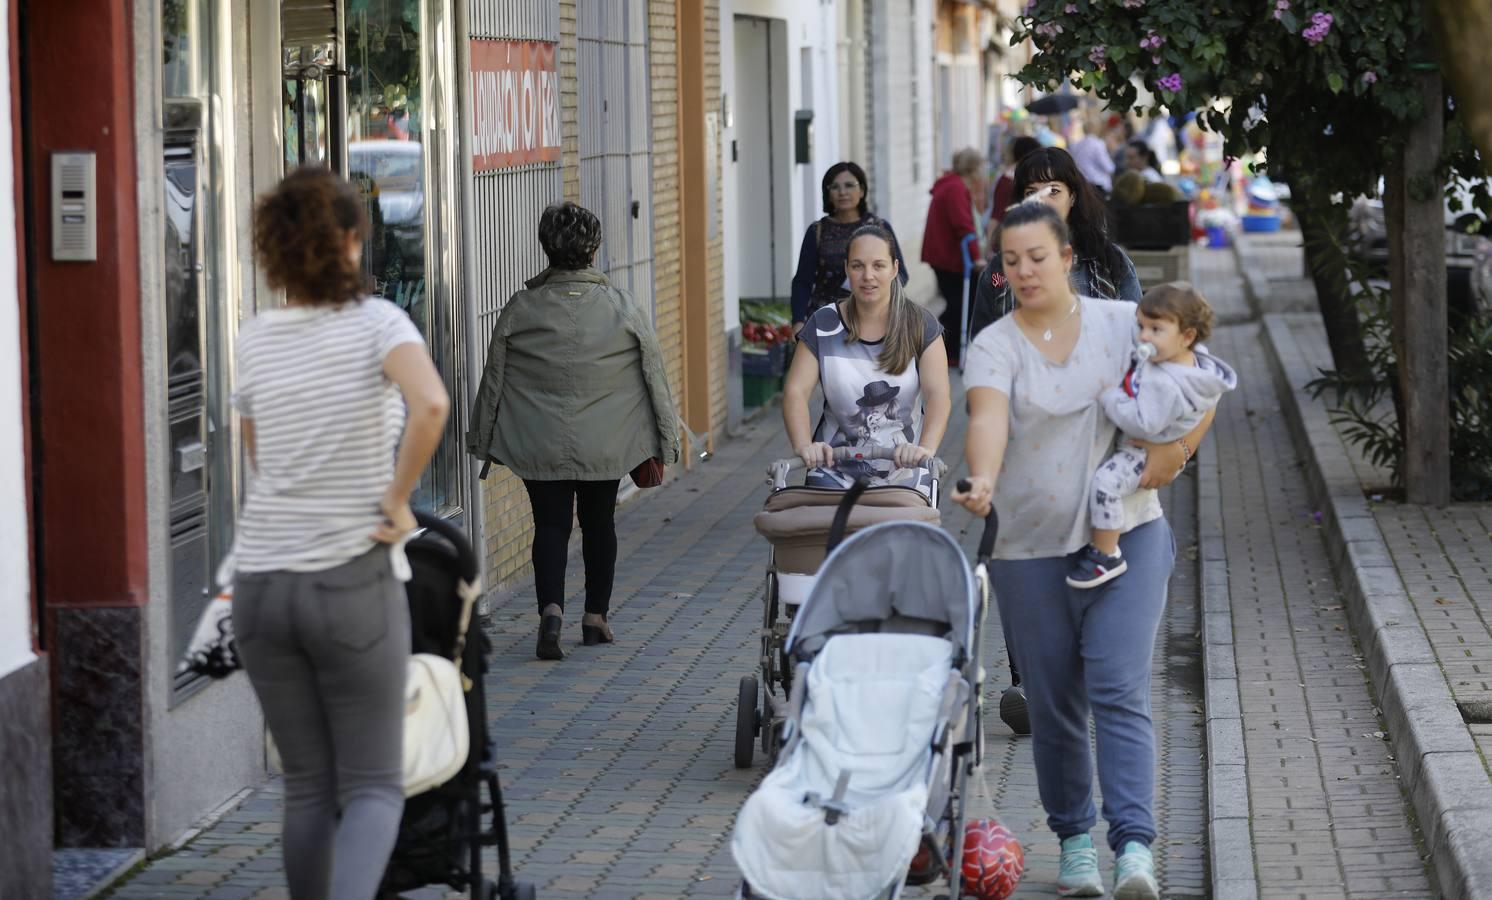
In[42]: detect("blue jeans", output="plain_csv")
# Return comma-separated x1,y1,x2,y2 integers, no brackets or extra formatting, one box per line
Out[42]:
988,517,1175,852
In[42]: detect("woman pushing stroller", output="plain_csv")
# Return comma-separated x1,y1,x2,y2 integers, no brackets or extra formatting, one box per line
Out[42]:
784,224,952,493
952,201,1217,899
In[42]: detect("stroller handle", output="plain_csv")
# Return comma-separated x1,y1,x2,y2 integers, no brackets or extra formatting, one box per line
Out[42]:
955,479,1000,564
766,446,948,489
413,510,480,583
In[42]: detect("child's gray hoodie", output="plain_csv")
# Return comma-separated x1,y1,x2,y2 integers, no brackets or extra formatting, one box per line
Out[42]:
1100,342,1238,443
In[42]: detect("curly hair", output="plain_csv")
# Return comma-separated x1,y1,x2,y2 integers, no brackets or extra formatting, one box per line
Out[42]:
1139,281,1214,345
538,202,603,270
253,167,371,306
820,161,870,218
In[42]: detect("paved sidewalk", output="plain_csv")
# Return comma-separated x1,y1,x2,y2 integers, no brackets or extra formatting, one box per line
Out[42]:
104,385,1208,898
1196,243,1434,898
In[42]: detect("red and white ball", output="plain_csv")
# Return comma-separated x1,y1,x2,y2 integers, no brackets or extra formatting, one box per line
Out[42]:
960,818,1024,900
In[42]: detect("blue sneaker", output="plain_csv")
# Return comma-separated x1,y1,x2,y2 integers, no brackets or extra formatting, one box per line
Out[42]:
1113,840,1159,900
1057,833,1104,897
1066,544,1127,589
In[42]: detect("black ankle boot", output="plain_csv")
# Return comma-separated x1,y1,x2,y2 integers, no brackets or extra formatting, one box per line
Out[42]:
536,612,564,660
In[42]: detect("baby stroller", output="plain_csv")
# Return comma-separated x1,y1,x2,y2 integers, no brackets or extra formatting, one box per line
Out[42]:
731,482,999,900
736,447,944,769
377,512,534,900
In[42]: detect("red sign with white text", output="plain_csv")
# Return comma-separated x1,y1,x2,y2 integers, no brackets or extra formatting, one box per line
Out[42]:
469,40,561,171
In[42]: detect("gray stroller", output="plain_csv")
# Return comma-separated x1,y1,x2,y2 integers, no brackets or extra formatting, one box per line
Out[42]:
731,481,998,900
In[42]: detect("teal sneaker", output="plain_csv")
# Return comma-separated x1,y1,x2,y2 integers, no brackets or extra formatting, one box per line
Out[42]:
1057,833,1104,897
1113,840,1159,900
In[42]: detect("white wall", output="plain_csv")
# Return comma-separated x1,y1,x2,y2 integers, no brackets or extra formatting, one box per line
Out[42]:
721,0,841,323
0,0,36,682
866,0,937,303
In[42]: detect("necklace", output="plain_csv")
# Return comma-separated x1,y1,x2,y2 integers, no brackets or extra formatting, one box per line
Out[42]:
1024,298,1080,342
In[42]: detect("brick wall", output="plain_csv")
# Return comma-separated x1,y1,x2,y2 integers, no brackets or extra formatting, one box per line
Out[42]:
560,0,579,201
705,1,726,432
649,1,684,398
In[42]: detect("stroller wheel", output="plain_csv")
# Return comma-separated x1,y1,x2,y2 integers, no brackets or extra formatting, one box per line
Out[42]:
999,684,1031,736
735,675,760,768
511,883,536,900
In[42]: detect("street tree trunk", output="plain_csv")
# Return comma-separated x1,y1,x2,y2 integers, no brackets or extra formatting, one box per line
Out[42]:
1291,195,1369,380
1385,69,1451,506
1427,0,1492,173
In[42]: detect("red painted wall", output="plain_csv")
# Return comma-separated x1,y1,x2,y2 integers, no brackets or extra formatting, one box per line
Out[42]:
23,1,146,609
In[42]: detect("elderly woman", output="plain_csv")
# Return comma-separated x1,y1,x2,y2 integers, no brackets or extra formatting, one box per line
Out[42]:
953,201,1213,899
922,147,989,366
790,161,909,327
468,202,679,660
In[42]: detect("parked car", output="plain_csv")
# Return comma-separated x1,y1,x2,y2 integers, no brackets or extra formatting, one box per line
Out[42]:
1348,179,1491,320
348,139,425,292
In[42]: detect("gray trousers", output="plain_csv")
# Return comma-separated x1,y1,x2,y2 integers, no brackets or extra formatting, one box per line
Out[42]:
1090,444,1149,532
235,547,409,900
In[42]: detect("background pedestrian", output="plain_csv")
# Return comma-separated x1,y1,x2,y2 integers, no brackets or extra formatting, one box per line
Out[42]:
922,147,988,366
789,161,909,329
234,166,450,900
468,201,680,660
969,146,1142,338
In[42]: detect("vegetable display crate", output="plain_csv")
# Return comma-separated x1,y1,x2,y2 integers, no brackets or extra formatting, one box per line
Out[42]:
743,373,782,408
1127,245,1192,292
742,343,787,378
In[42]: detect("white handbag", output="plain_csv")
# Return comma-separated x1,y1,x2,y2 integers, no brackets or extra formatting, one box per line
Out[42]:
401,652,470,796
263,654,470,796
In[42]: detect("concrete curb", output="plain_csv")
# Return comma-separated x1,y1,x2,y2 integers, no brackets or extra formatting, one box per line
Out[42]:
1226,237,1266,322
1261,313,1492,900
1196,436,1261,900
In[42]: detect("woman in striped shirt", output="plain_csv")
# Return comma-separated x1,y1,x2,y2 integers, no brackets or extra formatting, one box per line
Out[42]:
230,167,449,900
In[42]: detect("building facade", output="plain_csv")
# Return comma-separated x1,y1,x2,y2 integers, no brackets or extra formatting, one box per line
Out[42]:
2,0,727,885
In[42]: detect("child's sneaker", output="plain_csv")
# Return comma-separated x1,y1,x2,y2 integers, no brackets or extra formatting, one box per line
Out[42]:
1066,545,1128,589
1056,833,1104,896
1113,841,1160,899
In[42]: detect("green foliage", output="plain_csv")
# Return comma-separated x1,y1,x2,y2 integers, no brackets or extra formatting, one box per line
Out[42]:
1013,0,1435,208
1308,274,1492,501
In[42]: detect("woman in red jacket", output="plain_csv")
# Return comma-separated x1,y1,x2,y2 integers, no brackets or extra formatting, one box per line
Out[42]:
921,147,987,366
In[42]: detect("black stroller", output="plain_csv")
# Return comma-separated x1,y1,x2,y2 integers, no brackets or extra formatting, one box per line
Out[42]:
378,512,534,900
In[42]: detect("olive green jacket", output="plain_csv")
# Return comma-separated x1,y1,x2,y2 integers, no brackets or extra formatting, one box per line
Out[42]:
466,267,680,481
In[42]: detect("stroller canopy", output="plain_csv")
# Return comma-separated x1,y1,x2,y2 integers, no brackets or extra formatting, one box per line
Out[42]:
787,520,977,662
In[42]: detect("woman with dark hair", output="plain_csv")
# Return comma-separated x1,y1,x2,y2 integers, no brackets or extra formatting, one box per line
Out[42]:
785,224,950,493
968,146,1142,340
231,167,450,899
789,161,909,327
469,201,679,660
954,201,1210,899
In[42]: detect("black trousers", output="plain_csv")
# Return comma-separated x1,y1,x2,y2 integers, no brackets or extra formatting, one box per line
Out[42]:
523,478,621,616
932,265,980,365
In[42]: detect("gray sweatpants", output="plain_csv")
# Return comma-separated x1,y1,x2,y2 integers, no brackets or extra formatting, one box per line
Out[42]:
234,547,409,900
1090,444,1149,531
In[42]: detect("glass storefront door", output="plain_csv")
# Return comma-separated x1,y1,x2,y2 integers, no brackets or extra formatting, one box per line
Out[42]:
276,0,466,518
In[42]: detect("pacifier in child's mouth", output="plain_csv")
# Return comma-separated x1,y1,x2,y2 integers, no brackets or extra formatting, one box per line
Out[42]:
1133,341,1157,362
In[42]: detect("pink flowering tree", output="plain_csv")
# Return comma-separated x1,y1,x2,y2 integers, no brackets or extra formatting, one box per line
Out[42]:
1014,0,1486,502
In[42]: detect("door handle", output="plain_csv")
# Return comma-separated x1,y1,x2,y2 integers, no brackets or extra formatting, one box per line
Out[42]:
177,440,206,474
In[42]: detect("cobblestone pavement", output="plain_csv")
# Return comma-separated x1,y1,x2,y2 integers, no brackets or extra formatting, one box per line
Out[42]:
105,374,1207,898
1203,313,1432,898
1374,503,1492,770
